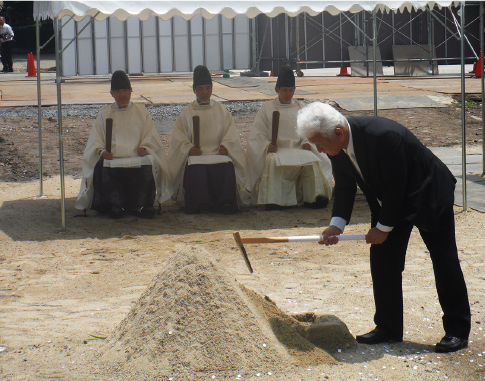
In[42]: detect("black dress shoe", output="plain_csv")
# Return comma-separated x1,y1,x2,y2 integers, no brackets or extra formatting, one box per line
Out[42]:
356,328,403,344
435,336,468,353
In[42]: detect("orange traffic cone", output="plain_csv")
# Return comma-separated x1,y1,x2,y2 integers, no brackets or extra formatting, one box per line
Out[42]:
270,70,273,77
26,52,37,77
474,51,482,78
337,66,351,76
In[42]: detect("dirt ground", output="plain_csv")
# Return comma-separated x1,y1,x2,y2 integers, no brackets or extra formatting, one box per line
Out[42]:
0,99,484,182
1,102,485,380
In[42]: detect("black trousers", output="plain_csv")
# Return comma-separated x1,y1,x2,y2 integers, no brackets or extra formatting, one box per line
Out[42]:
91,160,156,213
369,205,471,340
183,162,237,214
1,40,13,72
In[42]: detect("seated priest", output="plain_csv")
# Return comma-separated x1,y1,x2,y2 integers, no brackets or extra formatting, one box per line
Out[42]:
75,70,172,219
167,65,248,214
246,66,332,210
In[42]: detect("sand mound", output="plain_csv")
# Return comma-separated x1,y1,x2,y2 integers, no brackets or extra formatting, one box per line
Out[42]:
98,247,354,379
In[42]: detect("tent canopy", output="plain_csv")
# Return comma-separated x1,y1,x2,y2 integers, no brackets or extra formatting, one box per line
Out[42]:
34,1,455,21
31,0,473,231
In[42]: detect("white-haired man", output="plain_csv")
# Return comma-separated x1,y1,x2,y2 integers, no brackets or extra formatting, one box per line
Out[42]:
297,101,470,353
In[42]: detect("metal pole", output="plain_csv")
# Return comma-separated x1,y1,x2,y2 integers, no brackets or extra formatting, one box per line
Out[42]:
339,13,343,68
481,2,485,176
321,12,325,68
460,3,467,211
365,13,369,77
54,18,66,230
256,18,269,75
296,15,300,75
36,16,43,197
373,9,377,116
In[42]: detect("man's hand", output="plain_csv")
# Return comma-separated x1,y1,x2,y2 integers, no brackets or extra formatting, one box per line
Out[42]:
189,146,202,156
301,143,312,151
137,147,148,157
267,143,278,153
100,150,113,160
219,145,228,155
319,225,343,246
366,227,389,245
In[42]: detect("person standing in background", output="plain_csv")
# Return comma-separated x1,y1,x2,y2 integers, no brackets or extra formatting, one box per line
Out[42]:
0,16,14,73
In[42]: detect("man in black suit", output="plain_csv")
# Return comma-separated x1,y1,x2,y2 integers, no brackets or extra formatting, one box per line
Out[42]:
296,101,471,353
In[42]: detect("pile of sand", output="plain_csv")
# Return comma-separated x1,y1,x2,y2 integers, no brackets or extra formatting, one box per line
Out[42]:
97,247,356,379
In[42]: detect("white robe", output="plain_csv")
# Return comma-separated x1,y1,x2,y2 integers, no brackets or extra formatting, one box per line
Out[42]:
75,103,172,210
167,100,248,202
246,98,332,205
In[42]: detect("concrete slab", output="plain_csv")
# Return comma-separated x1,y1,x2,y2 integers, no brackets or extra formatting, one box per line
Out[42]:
332,95,446,111
389,77,483,94
429,147,485,212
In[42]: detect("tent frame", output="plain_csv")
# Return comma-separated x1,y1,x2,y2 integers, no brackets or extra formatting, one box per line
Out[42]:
33,1,482,230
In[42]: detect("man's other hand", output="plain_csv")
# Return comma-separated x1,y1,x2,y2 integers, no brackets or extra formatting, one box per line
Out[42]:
137,147,148,157
366,227,389,245
190,146,202,156
267,143,278,153
100,151,113,160
219,145,228,155
319,225,343,246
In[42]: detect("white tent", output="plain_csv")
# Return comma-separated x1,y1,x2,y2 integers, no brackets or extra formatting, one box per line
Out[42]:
33,1,482,230
34,1,456,21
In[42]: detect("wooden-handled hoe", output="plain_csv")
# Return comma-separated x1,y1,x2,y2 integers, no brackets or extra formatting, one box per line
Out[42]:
233,231,366,273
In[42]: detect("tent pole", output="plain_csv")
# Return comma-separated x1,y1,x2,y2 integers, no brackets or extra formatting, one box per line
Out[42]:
36,16,43,197
460,2,467,211
296,15,300,75
54,17,66,231
481,1,485,176
373,9,377,116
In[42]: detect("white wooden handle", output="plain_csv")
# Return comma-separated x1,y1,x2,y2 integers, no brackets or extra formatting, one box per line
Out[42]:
287,234,366,243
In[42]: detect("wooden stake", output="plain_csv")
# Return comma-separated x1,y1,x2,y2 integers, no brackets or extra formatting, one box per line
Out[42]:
193,115,200,149
271,111,280,146
105,118,113,153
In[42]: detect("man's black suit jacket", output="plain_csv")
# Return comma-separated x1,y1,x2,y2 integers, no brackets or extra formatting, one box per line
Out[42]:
329,116,456,232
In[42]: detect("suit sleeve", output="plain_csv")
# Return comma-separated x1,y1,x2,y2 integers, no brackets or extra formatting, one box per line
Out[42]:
330,155,357,224
374,131,408,228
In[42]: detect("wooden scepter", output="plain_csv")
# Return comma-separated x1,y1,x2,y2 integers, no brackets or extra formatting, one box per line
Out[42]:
105,118,113,153
193,115,200,149
271,111,280,146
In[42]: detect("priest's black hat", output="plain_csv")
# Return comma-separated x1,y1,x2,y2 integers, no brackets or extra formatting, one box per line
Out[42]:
193,65,212,88
111,70,131,91
276,66,295,88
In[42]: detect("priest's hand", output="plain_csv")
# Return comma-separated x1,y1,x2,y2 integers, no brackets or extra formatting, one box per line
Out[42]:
366,227,389,245
219,145,228,155
267,143,278,153
189,146,202,156
137,147,148,157
100,150,113,160
319,225,343,246
301,143,311,151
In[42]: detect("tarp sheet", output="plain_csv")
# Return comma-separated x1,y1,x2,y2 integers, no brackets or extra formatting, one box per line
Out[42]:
34,1,456,21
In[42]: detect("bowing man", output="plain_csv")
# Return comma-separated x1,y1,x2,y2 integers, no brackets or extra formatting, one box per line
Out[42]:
76,70,171,219
168,65,248,214
297,101,471,353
